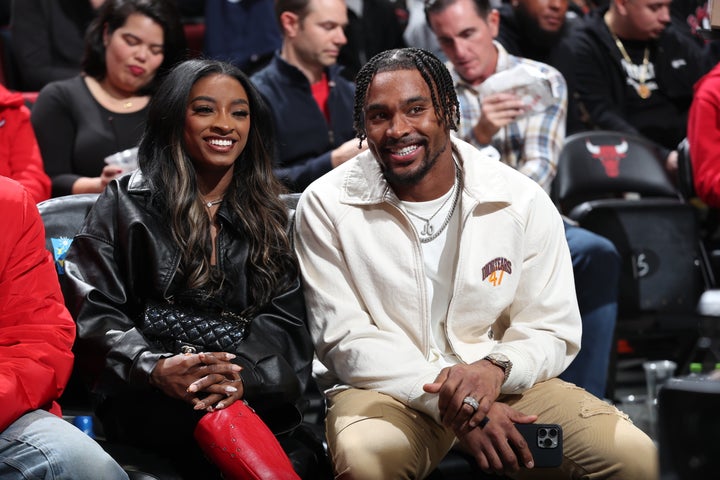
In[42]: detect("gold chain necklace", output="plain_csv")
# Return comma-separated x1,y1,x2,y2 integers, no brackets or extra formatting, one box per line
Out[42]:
609,30,651,99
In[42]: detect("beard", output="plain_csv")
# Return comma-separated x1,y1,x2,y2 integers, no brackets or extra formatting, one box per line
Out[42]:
379,139,448,187
514,4,567,54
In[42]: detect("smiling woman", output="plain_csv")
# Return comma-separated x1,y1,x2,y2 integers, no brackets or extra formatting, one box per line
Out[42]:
62,59,320,479
30,0,186,197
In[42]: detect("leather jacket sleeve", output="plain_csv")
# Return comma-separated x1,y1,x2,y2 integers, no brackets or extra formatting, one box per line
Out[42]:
232,276,313,409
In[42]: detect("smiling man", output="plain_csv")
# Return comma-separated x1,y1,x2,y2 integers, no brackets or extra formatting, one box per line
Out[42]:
251,0,366,192
294,47,657,479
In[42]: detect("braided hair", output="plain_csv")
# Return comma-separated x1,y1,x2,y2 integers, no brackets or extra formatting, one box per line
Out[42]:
352,47,461,147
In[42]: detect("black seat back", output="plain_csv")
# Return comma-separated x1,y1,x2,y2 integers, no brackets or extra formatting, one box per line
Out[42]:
553,130,678,214
37,194,100,409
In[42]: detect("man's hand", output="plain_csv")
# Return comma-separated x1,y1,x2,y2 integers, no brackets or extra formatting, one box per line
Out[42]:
473,92,527,144
423,359,505,435
457,402,538,475
150,352,243,411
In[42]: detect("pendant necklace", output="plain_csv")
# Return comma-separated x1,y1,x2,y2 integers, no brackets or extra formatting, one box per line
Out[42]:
610,30,651,99
202,197,223,208
404,164,461,243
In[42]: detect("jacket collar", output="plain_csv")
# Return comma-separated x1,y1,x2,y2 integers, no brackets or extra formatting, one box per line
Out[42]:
126,168,242,233
339,137,512,208
127,169,150,194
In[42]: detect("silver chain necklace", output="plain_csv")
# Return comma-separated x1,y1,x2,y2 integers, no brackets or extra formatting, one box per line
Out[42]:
405,165,461,243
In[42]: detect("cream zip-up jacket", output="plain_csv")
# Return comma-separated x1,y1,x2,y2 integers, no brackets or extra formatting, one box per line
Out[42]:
294,137,580,423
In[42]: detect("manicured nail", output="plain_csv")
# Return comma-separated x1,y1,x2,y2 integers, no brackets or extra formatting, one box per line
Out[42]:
225,386,237,394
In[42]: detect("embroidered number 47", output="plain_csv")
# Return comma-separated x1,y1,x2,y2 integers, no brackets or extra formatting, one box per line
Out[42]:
488,270,504,286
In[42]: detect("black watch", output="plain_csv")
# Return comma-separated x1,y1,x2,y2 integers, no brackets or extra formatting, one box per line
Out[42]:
483,353,512,384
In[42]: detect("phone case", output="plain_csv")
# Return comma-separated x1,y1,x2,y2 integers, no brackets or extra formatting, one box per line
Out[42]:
514,423,563,468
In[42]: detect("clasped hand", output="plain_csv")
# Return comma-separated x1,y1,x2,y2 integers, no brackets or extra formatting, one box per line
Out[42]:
150,352,244,412
423,361,537,475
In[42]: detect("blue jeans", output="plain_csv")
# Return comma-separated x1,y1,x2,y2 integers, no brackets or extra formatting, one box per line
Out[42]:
559,222,620,398
0,409,128,479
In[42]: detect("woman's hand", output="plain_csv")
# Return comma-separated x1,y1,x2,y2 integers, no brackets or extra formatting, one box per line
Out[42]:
150,352,243,411
70,165,124,194
188,352,245,411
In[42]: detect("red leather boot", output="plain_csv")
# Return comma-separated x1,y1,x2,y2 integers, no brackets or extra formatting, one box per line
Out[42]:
194,400,301,480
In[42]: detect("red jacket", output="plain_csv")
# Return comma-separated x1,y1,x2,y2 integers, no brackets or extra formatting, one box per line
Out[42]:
0,85,50,202
688,62,720,208
0,176,75,431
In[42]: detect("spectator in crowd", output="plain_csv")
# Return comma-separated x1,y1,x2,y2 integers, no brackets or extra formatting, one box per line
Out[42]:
687,61,720,208
10,0,104,92
31,0,186,198
403,0,446,60
496,0,587,133
669,0,720,63
294,46,657,479
0,175,128,480
570,0,712,173
426,0,621,398
64,59,318,478
0,84,50,202
337,0,408,81
203,0,282,75
251,0,366,192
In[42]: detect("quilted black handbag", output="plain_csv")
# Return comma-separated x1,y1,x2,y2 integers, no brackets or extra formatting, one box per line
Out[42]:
140,299,251,355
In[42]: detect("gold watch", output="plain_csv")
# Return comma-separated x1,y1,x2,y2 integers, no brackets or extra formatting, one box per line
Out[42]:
483,353,512,384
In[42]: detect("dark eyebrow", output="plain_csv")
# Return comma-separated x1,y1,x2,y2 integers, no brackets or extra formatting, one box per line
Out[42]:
189,96,249,106
366,95,430,112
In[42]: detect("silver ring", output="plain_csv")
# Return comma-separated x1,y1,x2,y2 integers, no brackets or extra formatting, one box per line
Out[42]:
462,396,480,412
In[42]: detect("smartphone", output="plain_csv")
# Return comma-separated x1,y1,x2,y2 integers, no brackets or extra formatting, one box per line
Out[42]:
514,423,563,468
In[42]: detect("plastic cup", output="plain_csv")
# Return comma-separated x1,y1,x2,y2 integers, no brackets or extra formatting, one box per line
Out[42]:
643,360,676,439
104,147,139,174
643,360,677,404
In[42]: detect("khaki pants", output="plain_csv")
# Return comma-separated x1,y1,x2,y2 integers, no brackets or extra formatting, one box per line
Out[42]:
325,378,658,480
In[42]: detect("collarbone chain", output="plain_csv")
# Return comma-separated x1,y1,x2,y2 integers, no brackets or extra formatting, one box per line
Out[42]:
404,163,462,243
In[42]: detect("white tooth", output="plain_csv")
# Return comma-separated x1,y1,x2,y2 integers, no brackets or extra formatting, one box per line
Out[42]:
209,139,232,147
394,145,418,156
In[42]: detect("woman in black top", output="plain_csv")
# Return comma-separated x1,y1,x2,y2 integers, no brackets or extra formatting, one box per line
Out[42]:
31,0,185,197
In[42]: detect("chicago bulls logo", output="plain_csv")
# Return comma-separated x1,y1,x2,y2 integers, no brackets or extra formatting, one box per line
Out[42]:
585,139,628,177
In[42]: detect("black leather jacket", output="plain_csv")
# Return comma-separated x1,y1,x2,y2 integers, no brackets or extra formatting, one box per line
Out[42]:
64,170,313,422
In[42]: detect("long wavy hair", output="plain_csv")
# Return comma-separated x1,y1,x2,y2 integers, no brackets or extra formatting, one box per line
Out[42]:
82,0,187,95
138,59,295,316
